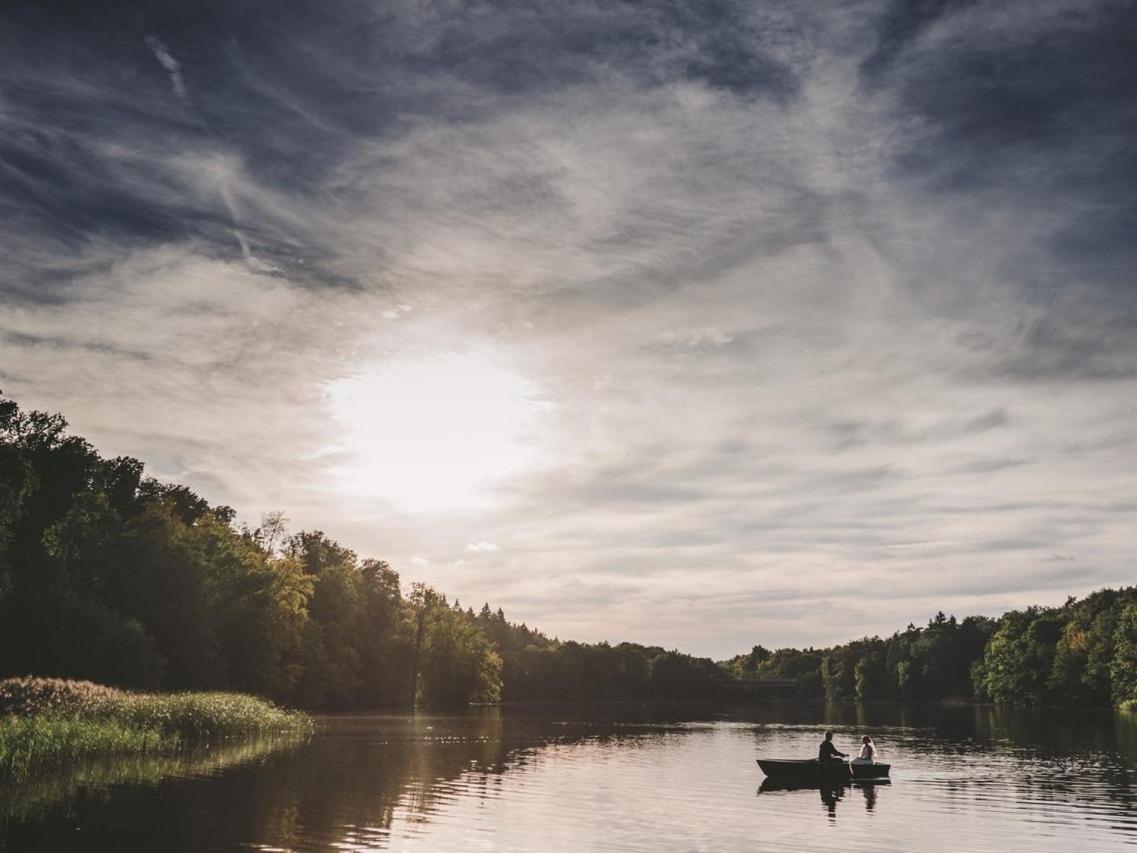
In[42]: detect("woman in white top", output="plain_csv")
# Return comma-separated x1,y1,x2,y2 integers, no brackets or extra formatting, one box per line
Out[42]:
852,735,876,764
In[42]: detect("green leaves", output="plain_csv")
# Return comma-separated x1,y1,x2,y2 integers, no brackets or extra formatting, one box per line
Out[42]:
1109,604,1137,707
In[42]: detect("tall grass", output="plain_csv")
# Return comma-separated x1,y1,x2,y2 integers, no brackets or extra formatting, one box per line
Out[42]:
0,677,313,776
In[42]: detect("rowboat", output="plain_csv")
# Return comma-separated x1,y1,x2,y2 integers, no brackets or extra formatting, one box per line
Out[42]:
756,758,891,784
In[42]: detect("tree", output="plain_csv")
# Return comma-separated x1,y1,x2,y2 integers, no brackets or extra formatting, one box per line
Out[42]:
217,546,312,702
973,608,1062,705
418,604,502,707
406,583,438,707
108,503,227,689
254,511,289,555
854,650,886,700
357,559,411,707
1110,604,1137,708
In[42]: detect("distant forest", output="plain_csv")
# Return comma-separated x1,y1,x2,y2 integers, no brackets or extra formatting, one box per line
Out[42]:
2,395,1136,710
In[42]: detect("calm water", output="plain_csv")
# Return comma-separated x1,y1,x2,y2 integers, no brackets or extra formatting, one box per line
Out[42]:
3,704,1136,851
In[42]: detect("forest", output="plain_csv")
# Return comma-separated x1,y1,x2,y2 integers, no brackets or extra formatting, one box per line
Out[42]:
1,394,1135,710
723,589,1137,709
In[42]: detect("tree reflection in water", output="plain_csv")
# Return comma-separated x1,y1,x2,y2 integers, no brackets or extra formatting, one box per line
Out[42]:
0,708,704,851
0,732,311,825
3,704,1136,851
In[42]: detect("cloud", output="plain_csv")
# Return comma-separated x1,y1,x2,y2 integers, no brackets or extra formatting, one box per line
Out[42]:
144,35,187,100
1,0,1135,656
659,328,735,348
467,542,500,553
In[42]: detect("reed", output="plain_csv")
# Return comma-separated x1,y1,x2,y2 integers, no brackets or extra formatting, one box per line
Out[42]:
0,677,313,776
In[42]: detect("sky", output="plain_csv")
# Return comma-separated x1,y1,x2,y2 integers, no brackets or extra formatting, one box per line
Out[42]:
1,0,1135,658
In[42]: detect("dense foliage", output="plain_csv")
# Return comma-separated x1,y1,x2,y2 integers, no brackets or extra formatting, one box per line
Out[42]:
2,395,1135,710
723,614,997,702
478,605,725,702
724,592,1137,708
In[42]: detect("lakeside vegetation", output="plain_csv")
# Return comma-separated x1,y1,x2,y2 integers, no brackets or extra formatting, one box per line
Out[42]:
724,587,1137,709
0,677,312,776
2,394,1136,713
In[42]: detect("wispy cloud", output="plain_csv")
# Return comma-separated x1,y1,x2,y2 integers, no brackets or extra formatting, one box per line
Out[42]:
144,35,187,100
1,0,1135,655
467,542,500,553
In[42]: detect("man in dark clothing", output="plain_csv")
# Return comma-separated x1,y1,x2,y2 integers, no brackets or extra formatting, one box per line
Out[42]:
818,730,848,763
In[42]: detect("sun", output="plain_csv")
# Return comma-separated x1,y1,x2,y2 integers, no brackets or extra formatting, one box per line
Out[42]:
325,351,550,512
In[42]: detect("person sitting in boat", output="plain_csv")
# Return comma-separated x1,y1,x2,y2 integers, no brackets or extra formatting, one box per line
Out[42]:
818,730,848,763
851,735,876,764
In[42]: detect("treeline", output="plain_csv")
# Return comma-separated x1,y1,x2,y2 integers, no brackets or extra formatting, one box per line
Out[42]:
723,590,1137,709
0,396,723,708
479,606,724,703
4,395,1136,711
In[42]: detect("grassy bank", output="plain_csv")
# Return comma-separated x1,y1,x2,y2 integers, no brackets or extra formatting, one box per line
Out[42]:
0,677,313,776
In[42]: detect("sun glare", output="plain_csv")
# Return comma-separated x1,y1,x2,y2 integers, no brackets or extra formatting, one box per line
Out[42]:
326,351,549,512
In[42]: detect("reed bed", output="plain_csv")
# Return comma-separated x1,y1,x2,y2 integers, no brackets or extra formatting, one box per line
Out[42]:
0,677,313,776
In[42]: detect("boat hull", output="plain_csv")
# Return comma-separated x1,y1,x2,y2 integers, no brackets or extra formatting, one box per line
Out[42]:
756,759,890,784
850,762,890,781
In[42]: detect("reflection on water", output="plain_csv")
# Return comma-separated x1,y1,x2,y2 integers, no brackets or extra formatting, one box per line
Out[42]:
0,733,310,826
1,704,1135,851
758,778,890,819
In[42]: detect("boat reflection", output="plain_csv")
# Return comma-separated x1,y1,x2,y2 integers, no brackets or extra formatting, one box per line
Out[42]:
758,778,890,818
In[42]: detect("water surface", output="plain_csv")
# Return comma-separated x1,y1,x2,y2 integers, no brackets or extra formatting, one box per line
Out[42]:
3,704,1135,851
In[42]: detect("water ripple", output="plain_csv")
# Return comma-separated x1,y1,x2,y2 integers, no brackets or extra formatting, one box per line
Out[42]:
4,707,1137,851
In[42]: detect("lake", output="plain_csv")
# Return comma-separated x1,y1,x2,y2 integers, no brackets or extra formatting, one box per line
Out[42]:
2,703,1136,851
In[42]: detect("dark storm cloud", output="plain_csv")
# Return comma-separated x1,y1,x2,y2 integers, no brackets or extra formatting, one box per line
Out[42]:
866,0,1137,295
387,0,803,100
860,0,980,81
1003,309,1137,380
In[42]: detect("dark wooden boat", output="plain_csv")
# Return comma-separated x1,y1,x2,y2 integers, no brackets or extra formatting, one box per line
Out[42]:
849,762,890,780
756,759,891,784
